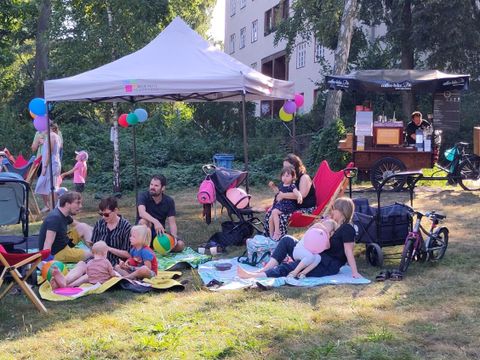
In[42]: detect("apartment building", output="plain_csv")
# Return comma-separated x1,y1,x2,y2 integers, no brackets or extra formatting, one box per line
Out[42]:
224,0,335,115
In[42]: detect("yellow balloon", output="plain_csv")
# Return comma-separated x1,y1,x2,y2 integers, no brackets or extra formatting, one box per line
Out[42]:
279,107,293,122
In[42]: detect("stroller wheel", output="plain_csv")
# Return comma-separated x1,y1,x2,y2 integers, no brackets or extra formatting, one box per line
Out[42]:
366,243,384,267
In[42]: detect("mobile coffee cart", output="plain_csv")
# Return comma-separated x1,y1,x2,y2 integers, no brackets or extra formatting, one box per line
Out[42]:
327,70,470,190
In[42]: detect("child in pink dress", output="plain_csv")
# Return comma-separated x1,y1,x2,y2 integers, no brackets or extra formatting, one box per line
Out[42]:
61,150,88,192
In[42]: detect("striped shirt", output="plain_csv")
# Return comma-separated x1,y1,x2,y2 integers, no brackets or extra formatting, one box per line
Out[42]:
91,216,131,266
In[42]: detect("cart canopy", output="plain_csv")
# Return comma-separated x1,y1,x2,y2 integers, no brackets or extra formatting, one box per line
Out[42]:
325,70,469,93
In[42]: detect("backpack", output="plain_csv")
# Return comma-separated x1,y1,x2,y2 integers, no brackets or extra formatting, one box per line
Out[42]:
197,176,215,205
238,235,278,267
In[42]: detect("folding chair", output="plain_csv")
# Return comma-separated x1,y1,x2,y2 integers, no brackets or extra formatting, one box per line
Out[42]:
0,245,50,313
289,161,357,228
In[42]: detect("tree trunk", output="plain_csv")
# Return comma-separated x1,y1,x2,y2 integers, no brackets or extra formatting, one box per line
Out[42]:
34,0,51,97
324,0,359,126
107,3,121,193
400,0,415,120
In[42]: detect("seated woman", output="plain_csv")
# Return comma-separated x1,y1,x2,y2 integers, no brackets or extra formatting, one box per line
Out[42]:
239,197,362,279
264,154,316,239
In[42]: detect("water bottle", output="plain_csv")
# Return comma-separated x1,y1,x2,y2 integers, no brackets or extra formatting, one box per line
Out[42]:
416,129,423,151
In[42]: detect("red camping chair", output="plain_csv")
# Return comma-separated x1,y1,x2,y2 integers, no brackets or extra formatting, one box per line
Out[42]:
3,155,37,180
289,161,356,228
0,245,51,313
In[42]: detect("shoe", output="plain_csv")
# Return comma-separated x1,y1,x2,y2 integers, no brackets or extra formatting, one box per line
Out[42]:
375,270,391,282
390,270,403,281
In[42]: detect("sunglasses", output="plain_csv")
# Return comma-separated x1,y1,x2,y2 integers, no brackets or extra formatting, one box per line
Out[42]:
98,212,112,217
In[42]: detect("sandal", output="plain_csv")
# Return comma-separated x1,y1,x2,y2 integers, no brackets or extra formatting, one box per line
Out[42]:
390,270,403,281
375,270,391,282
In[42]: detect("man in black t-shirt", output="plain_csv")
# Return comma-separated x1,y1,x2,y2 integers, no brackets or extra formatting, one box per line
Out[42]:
406,111,431,145
137,174,185,252
38,192,92,262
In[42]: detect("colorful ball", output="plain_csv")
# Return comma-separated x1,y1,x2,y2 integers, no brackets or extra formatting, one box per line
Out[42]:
226,187,249,209
153,233,177,255
41,260,66,281
303,228,330,254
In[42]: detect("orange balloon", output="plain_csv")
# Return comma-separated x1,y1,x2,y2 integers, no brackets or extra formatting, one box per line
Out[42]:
29,111,37,119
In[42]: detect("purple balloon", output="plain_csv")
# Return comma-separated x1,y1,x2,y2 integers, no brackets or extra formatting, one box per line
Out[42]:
33,116,48,132
283,100,297,114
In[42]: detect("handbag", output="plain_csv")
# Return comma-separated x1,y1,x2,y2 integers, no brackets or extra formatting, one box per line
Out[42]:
237,235,278,267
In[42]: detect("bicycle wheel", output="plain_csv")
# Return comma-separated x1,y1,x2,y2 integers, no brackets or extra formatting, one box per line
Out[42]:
426,227,449,261
457,156,480,191
399,238,415,273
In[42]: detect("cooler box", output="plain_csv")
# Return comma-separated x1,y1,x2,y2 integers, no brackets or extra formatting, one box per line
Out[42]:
213,153,234,169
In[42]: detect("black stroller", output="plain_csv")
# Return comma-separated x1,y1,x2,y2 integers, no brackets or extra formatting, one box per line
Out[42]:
353,171,423,267
0,172,37,252
201,165,263,245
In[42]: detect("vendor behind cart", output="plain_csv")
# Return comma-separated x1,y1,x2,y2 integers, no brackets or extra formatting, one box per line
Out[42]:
406,111,431,145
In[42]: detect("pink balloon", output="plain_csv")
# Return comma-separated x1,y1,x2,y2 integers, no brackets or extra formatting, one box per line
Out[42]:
283,100,297,114
226,187,250,209
294,94,305,108
33,116,48,132
303,227,330,254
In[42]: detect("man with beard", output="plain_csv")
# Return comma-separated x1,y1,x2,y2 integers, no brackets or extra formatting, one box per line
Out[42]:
137,174,185,252
39,192,93,262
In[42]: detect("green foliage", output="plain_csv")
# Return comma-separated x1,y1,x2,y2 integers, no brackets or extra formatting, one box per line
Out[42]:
307,118,349,170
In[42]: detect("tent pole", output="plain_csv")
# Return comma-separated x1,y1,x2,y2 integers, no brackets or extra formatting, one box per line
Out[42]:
132,125,138,215
292,113,296,153
241,92,249,193
46,103,55,209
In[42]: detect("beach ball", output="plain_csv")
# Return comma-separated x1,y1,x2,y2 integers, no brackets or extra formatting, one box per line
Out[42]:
153,233,177,255
303,228,330,254
226,187,249,209
41,260,66,281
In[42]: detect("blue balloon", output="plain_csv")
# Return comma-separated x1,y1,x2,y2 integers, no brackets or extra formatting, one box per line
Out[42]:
134,108,148,122
29,98,46,116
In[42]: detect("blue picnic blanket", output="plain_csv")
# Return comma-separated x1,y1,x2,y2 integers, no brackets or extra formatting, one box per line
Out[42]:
198,258,371,291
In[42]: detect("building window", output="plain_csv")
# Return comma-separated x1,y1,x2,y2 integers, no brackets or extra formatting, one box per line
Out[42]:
240,27,246,49
296,42,306,68
264,1,289,36
240,0,246,8
251,62,257,70
229,33,236,54
251,20,258,42
314,39,325,62
230,0,236,16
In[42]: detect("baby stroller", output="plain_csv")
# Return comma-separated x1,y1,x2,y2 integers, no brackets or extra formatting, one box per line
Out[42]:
0,172,37,252
353,171,423,267
201,164,263,243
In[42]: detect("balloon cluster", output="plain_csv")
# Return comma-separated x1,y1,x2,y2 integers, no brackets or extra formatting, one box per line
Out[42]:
279,93,304,122
118,108,149,128
28,98,48,131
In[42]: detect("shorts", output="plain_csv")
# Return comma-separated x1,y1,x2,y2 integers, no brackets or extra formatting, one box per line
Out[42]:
129,265,156,278
54,227,87,263
74,183,85,193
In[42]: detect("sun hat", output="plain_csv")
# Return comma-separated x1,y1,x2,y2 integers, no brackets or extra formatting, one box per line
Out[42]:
75,150,88,161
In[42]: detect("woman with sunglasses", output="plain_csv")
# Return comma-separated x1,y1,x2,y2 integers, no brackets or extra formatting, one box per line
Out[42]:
90,197,132,266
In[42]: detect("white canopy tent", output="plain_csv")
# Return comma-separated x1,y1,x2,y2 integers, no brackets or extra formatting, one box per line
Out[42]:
43,17,295,199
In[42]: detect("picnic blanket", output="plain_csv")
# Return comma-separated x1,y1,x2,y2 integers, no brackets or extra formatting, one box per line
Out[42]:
155,247,211,270
198,258,371,291
39,271,184,301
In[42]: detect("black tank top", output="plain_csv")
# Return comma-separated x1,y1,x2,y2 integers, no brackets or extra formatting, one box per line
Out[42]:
296,173,316,209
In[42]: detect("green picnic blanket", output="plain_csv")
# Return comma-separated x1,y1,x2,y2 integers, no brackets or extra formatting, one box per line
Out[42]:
155,247,211,271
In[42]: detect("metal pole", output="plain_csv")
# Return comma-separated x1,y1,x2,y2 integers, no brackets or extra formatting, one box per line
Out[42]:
292,113,296,153
132,125,138,213
241,92,249,193
46,103,55,208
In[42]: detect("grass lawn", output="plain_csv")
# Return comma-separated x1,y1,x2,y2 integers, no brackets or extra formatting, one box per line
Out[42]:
1,183,479,359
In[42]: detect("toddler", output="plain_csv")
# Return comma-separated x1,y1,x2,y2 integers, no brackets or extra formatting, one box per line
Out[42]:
288,218,337,279
268,165,303,240
50,241,117,289
61,150,88,193
114,225,158,280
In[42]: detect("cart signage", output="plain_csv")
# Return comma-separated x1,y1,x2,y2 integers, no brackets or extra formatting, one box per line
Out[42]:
433,91,461,132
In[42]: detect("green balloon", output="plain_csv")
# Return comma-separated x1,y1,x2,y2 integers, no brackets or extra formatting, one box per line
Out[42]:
126,112,139,125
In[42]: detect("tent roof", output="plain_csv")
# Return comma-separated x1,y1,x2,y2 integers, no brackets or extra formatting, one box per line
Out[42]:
325,69,469,93
44,17,295,103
